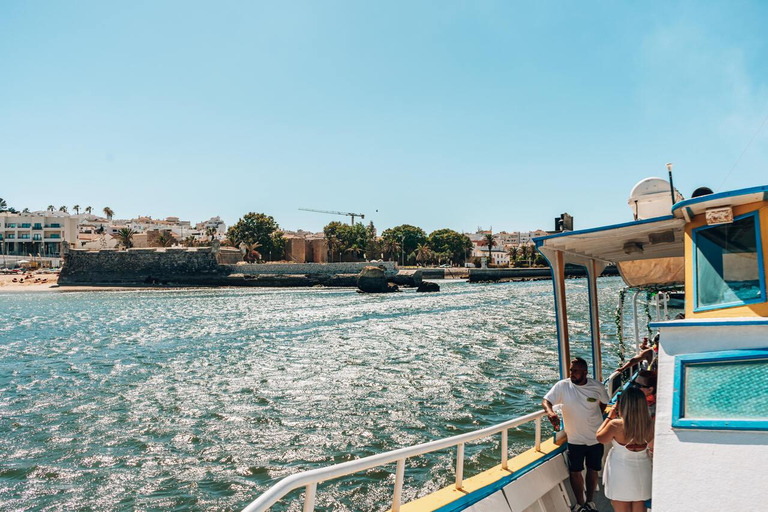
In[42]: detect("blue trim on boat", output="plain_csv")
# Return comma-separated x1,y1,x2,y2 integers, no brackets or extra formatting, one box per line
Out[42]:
651,319,768,328
671,184,768,215
533,215,676,245
434,445,568,512
672,349,768,431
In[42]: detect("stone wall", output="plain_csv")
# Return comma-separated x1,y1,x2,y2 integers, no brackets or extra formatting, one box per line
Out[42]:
59,248,226,285
225,261,397,276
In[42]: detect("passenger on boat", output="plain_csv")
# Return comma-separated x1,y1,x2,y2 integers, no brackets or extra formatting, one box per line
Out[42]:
617,337,655,374
542,357,609,512
596,387,653,512
631,370,657,418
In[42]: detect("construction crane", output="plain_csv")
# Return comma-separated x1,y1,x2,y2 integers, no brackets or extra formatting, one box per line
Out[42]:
299,208,365,226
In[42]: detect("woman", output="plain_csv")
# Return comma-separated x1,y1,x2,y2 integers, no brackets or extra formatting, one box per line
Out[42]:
596,387,653,512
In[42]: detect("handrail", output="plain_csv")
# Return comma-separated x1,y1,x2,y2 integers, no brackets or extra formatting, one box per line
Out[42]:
242,408,549,512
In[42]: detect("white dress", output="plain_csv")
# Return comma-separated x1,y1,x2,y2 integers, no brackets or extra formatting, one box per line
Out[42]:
602,439,652,501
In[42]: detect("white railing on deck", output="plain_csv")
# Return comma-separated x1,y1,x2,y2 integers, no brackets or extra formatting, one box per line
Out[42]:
242,409,551,512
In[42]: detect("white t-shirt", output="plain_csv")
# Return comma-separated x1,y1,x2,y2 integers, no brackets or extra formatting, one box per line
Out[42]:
544,378,610,446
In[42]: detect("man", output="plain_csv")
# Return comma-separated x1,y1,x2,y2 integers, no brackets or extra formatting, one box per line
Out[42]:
543,357,610,512
633,370,657,418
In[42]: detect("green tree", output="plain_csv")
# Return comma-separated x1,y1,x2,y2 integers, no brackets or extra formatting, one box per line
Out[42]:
85,206,93,214
47,205,55,212
411,243,433,265
427,229,473,264
22,208,30,214
73,205,80,215
226,212,284,262
483,233,496,263
507,246,519,267
381,225,427,265
205,226,218,241
323,221,367,261
103,207,114,220
115,227,135,249
381,238,400,262
0,198,7,212
59,205,68,213
156,231,174,247
182,235,197,247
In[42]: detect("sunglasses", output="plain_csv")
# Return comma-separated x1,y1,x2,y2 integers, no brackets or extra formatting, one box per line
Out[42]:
632,382,652,389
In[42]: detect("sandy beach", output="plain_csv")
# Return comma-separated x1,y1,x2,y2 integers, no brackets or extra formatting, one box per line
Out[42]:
0,274,135,293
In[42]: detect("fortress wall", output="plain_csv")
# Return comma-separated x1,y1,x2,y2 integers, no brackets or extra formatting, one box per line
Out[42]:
225,261,397,276
59,248,226,285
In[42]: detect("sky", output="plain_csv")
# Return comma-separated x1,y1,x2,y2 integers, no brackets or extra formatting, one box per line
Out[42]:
1,1,767,235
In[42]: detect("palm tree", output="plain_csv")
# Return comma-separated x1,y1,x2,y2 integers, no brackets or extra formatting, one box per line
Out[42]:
22,208,30,213
326,235,339,263
0,198,7,211
382,239,401,262
59,205,68,213
47,205,55,212
73,205,80,215
85,206,93,215
182,235,197,247
483,233,495,264
103,207,114,220
205,226,217,242
115,227,135,249
412,243,433,265
155,231,174,247
507,246,518,267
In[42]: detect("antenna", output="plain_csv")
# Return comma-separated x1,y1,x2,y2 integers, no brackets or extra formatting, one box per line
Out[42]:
666,163,677,205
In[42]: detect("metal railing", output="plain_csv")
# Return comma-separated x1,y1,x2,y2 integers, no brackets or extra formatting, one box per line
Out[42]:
242,408,552,512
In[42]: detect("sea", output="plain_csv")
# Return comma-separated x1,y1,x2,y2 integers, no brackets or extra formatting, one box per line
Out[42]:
0,277,631,511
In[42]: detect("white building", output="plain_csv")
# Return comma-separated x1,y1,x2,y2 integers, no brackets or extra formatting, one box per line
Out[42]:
0,211,79,257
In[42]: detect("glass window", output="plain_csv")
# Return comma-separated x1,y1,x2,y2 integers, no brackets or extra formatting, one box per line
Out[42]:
695,214,764,309
684,359,768,421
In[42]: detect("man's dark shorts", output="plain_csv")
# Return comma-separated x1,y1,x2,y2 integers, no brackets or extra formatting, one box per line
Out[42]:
567,443,604,472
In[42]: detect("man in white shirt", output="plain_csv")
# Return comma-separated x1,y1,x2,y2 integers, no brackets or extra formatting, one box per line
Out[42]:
542,357,610,512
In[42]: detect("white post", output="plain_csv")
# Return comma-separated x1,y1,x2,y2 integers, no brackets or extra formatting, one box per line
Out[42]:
392,459,405,512
535,416,542,452
303,483,316,512
455,443,465,490
501,429,508,470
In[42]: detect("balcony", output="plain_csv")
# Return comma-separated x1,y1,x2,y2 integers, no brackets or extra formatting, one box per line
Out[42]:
33,224,43,230
47,234,61,239
33,235,42,241
20,224,31,228
7,224,16,228
6,235,15,240
19,235,30,239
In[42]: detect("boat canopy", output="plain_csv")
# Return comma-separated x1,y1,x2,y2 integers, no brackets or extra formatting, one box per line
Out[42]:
533,215,686,381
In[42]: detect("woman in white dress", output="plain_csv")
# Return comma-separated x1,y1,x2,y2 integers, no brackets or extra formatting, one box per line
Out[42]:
596,387,653,512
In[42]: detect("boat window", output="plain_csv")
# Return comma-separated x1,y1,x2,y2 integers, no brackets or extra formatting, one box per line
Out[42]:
673,350,768,430
694,213,764,310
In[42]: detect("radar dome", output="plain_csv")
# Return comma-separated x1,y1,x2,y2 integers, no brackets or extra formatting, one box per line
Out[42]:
628,177,684,220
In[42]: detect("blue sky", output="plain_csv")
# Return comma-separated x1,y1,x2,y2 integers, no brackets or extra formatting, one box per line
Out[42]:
1,1,767,234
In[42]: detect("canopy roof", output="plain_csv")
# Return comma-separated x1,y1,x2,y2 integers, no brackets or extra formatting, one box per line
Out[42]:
534,215,685,265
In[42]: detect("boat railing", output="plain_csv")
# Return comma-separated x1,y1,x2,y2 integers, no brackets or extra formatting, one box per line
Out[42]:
242,408,553,512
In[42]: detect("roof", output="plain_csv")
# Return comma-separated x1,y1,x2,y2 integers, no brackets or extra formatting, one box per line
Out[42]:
672,184,768,220
534,215,685,265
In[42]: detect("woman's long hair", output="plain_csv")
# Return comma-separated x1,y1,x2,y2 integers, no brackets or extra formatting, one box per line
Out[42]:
618,387,653,445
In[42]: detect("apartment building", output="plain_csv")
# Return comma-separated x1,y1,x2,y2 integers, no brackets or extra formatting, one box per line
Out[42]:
0,211,79,257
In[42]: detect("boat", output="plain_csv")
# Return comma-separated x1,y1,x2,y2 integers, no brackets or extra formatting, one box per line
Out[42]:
242,179,768,511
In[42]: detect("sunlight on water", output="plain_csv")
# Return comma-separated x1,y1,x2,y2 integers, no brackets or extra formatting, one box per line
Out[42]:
0,278,627,511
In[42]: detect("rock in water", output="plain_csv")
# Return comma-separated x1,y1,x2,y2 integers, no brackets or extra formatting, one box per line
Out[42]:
417,281,440,293
357,266,390,293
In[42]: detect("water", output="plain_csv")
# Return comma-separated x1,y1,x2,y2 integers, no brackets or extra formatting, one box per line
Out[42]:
0,278,627,511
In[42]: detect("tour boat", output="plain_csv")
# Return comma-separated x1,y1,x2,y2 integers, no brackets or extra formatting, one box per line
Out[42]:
243,179,768,511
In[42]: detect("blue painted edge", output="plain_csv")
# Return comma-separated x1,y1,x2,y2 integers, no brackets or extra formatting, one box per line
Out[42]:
672,348,768,431
434,445,568,512
671,184,768,215
537,249,565,380
533,215,675,246
650,319,768,328
691,210,766,312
